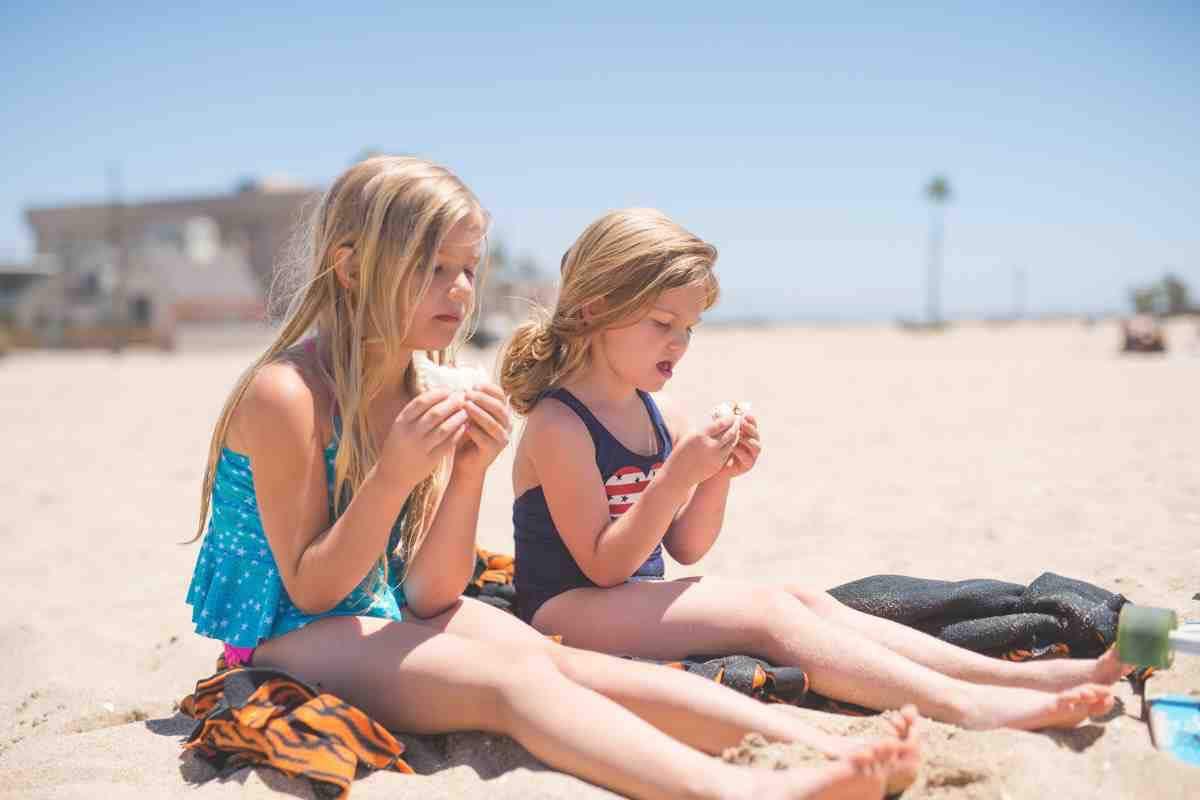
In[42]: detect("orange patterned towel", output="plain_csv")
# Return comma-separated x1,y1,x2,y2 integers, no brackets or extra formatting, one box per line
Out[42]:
179,666,412,799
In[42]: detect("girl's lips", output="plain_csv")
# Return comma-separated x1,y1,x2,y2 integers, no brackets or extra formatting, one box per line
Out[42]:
435,314,462,323
657,361,673,377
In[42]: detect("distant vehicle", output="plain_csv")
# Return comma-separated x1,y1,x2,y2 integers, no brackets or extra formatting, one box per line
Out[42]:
1121,315,1166,354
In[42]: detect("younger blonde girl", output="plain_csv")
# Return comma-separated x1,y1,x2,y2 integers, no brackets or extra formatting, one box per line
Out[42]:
500,208,1124,732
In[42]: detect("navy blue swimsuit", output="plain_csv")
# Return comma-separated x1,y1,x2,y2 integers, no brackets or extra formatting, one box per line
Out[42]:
513,388,673,624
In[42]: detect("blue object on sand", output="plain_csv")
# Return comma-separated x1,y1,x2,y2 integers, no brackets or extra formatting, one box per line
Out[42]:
1148,694,1200,766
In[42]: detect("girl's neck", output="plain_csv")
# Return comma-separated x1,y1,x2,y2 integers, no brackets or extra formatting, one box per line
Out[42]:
362,345,415,402
314,335,414,408
564,361,639,411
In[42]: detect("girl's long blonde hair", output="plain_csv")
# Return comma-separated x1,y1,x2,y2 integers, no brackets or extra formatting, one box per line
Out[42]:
500,208,718,415
191,156,488,574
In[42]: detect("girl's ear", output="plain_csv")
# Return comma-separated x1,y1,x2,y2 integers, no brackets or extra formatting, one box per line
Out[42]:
332,245,357,290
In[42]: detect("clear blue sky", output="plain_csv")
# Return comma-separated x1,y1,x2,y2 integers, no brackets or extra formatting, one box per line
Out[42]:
3,2,1197,319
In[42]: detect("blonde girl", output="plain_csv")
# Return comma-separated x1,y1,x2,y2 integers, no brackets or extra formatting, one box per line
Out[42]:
500,208,1126,732
184,157,919,800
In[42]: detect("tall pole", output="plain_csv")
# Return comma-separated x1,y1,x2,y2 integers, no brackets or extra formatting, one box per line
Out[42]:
924,175,951,325
107,162,127,349
1013,267,1026,320
926,204,943,324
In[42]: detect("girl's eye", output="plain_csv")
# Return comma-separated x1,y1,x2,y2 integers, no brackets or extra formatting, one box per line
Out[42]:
654,320,671,329
686,327,695,337
464,269,476,282
433,265,444,275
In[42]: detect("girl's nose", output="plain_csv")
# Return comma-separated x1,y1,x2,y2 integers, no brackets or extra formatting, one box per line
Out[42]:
448,274,473,302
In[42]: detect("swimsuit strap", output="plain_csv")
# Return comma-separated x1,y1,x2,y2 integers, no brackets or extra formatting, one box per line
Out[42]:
547,388,666,459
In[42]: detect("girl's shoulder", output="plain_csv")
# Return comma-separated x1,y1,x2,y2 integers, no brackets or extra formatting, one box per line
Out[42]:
522,391,595,454
227,345,336,455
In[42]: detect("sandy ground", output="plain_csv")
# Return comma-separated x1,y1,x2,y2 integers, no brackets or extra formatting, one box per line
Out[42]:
0,318,1197,799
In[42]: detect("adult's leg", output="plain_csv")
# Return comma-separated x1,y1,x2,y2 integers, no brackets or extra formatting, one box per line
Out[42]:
532,578,1112,731
253,615,898,800
779,584,1129,690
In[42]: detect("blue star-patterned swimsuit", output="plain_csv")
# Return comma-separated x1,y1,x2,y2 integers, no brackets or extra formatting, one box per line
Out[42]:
185,430,407,657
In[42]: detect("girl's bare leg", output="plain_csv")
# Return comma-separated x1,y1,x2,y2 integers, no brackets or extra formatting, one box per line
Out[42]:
532,578,1113,731
415,597,921,764
779,584,1129,690
252,614,899,800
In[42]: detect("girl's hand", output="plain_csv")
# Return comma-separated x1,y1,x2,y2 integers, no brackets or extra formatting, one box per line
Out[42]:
664,414,740,487
377,388,468,488
713,413,760,480
453,382,513,478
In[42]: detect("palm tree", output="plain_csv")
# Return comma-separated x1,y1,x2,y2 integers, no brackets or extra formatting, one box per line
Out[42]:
924,175,952,324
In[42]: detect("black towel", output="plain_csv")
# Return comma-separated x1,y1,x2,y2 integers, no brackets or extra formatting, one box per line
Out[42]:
829,571,1128,659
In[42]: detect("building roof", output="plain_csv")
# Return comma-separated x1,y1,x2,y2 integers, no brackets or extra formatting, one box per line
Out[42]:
25,185,316,229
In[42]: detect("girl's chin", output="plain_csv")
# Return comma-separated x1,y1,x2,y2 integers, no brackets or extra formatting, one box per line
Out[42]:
635,372,670,391
405,332,459,351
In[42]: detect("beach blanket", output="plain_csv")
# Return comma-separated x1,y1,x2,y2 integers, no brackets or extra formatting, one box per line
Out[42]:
828,571,1128,660
179,665,411,799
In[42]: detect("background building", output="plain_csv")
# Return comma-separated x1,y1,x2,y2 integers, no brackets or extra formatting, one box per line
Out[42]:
14,175,553,348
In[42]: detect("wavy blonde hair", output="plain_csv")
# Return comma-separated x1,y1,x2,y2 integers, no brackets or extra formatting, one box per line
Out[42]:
191,156,488,577
500,208,718,415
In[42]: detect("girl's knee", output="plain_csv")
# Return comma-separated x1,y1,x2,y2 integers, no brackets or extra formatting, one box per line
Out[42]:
745,587,807,651
784,585,837,614
491,647,568,714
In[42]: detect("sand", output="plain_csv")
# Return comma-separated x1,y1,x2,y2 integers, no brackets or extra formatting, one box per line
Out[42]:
1,317,1198,799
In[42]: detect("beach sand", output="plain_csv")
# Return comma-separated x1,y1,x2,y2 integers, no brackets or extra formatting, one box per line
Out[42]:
1,318,1197,799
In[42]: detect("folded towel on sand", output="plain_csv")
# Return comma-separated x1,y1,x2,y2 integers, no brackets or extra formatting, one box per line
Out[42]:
180,666,411,800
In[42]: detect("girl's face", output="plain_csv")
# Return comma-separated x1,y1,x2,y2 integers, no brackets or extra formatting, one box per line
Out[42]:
402,215,484,351
596,283,707,392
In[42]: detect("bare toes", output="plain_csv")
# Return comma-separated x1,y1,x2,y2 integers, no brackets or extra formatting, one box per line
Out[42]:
1094,646,1136,682
1059,686,1088,708
899,704,920,735
1088,693,1114,715
1057,683,1111,715
849,740,894,773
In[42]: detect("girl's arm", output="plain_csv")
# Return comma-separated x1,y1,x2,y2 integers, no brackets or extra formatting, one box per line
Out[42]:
661,466,733,565
401,384,512,617
656,397,723,564
662,406,761,565
238,364,462,614
529,399,736,587
398,465,483,618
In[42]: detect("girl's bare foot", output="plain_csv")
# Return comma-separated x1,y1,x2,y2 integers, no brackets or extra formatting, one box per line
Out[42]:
740,738,897,800
1090,644,1136,684
883,705,922,795
1005,645,1134,691
962,682,1113,731
820,705,921,796
770,704,921,796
